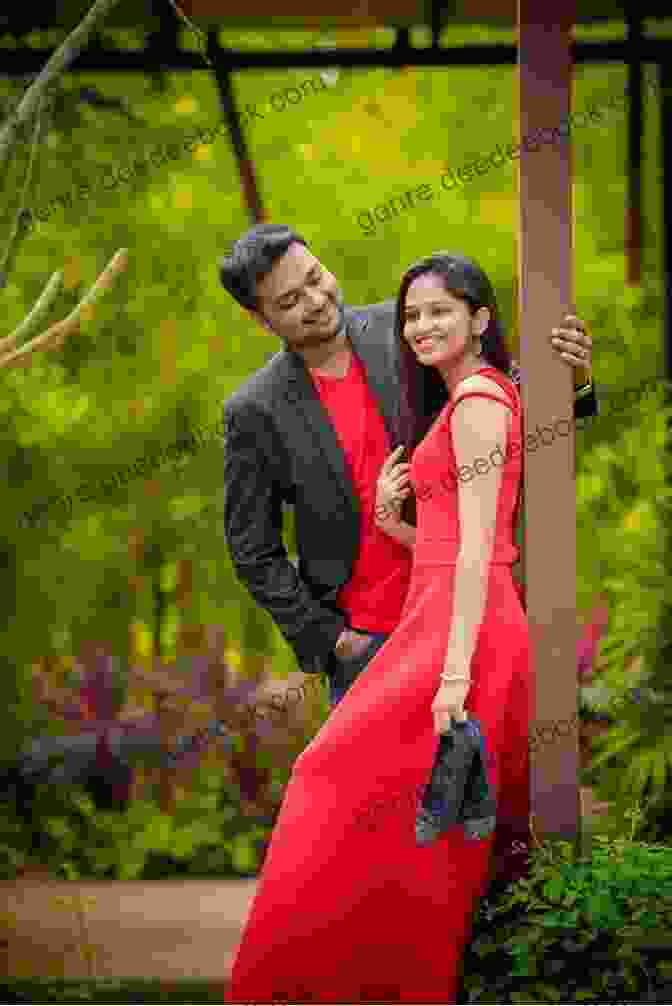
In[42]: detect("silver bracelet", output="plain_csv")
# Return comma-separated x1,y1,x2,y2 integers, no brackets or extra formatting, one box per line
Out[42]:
440,672,471,683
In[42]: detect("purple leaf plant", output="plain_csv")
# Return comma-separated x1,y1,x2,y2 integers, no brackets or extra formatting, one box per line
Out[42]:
21,627,276,802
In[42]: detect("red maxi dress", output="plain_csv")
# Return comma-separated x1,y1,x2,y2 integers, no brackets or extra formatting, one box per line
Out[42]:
225,366,530,1005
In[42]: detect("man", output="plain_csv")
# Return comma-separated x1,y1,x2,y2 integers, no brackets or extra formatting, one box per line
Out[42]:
220,224,596,709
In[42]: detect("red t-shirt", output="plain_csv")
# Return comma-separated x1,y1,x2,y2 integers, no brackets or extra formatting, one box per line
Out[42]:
309,350,411,633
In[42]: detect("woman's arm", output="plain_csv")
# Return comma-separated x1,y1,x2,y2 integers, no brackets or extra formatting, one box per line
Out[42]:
443,383,511,673
374,504,416,549
373,445,416,548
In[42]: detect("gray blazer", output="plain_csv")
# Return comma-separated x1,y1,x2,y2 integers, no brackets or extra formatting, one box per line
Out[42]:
222,300,597,679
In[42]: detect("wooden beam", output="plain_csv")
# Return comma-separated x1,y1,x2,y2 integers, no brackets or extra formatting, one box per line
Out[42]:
517,2,580,842
178,0,417,20
2,37,672,74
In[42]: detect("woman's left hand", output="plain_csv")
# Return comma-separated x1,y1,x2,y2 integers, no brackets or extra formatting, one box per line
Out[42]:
431,676,471,734
550,315,592,375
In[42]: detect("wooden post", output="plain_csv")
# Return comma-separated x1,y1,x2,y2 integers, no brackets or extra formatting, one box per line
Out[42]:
517,1,580,842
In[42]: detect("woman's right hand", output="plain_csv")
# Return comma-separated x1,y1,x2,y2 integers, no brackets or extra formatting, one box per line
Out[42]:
375,445,411,522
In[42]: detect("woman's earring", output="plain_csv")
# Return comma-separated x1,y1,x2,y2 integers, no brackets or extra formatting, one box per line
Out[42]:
473,336,483,357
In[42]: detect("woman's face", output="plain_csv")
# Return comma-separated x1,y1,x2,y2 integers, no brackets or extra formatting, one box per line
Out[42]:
402,273,488,370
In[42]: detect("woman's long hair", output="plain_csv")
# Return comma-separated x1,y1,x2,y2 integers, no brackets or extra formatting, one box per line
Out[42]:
394,253,511,525
395,252,511,454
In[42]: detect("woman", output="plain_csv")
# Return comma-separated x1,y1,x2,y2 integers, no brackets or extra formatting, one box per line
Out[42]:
225,253,529,1005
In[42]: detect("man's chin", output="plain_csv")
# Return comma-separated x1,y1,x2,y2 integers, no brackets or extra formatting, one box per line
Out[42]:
297,327,341,349
303,313,344,344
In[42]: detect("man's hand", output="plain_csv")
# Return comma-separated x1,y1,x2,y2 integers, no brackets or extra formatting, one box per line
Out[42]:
334,628,374,661
549,314,592,386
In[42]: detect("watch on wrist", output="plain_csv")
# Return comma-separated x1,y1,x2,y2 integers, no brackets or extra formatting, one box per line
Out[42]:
574,379,594,399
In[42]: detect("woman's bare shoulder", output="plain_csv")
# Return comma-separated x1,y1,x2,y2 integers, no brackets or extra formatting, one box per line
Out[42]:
453,373,513,406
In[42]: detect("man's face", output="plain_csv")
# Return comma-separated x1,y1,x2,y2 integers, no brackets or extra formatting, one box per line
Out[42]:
253,242,346,351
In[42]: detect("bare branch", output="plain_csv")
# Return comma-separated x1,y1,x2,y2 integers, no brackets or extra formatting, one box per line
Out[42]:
166,0,216,72
0,248,128,370
0,270,63,358
0,81,25,196
0,92,48,289
0,0,123,179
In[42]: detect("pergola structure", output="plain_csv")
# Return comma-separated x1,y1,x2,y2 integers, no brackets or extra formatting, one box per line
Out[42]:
2,0,671,845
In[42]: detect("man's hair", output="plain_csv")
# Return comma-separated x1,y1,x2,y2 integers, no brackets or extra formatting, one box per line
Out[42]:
218,224,309,311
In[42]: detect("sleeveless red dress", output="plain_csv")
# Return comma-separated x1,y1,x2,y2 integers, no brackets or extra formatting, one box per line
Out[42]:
225,367,530,1004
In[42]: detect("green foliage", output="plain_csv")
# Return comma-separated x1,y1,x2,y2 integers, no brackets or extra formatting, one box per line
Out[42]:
568,256,672,834
462,829,672,1003
0,812,31,879
576,366,672,835
64,764,270,880
0,764,271,881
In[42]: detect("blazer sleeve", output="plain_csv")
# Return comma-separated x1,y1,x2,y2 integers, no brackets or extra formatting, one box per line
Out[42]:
510,362,598,419
222,399,346,668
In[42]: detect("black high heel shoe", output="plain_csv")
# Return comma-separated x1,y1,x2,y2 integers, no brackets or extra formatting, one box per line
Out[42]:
416,715,497,846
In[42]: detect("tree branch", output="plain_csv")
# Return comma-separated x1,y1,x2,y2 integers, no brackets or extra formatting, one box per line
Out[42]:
0,81,25,197
0,0,123,179
0,91,49,289
0,248,128,370
0,270,63,358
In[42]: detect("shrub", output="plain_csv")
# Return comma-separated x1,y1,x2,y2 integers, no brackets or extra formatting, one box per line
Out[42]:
462,825,672,1003
575,346,672,840
0,763,273,881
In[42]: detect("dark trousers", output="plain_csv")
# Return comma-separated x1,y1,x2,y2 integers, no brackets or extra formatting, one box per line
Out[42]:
329,632,389,707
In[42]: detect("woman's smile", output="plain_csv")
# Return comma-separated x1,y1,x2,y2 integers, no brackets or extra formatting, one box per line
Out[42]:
414,333,444,353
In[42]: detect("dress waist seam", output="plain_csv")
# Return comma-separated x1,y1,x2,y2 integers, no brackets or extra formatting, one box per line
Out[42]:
411,559,516,567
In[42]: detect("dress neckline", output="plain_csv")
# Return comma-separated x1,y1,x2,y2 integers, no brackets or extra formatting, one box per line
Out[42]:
473,365,503,379
448,365,509,397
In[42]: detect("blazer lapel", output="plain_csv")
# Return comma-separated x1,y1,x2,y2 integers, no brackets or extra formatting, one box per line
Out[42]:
348,311,401,446
282,344,360,517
